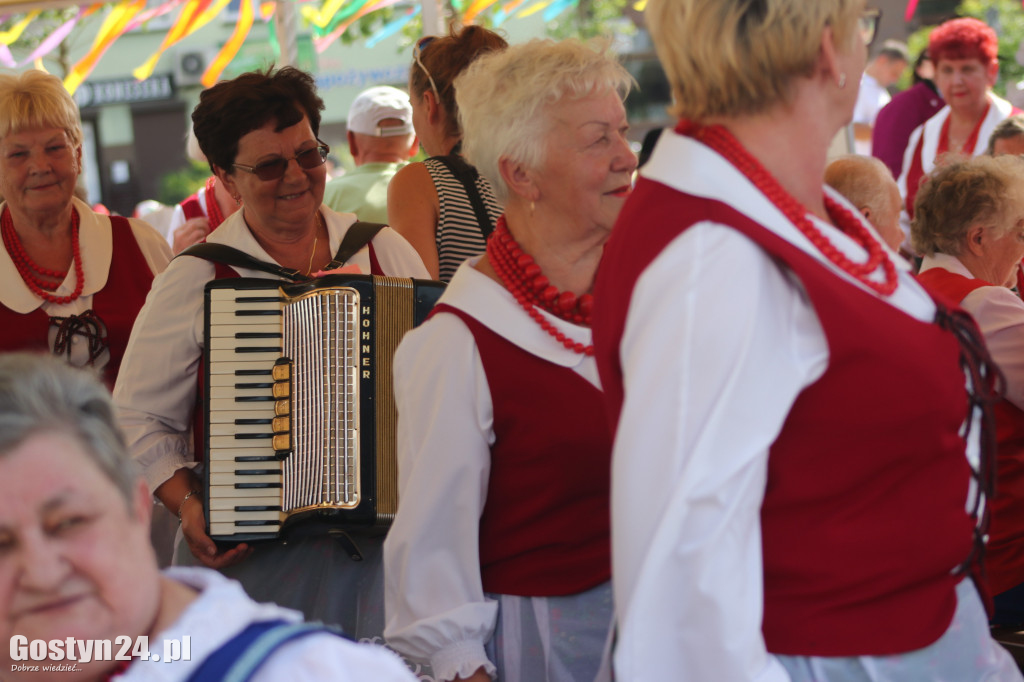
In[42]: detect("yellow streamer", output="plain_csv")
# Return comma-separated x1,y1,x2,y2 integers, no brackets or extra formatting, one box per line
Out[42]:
632,0,646,10
201,0,253,87
463,0,499,24
132,0,215,81
0,11,40,45
516,0,552,17
65,0,146,94
259,1,276,19
302,0,349,29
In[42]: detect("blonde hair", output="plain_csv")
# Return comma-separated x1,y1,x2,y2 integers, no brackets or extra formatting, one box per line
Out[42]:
912,155,1024,256
647,0,861,120
456,39,633,204
0,70,83,147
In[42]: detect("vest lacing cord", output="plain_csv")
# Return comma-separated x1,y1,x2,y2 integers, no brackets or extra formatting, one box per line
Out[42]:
50,309,108,366
934,303,1002,576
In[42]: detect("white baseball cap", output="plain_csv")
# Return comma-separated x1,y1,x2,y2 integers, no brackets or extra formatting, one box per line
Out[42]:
347,85,414,137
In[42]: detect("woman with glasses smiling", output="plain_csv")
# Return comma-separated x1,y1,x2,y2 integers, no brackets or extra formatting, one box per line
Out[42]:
387,26,507,282
113,67,428,641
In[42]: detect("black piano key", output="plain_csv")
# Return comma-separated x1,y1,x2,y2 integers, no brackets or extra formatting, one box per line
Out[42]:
235,433,273,440
234,505,283,511
235,310,282,317
234,469,280,475
235,369,273,376
235,482,283,489
235,332,282,339
234,418,273,425
235,520,283,526
234,346,282,354
235,296,284,303
235,396,276,402
234,455,277,462
235,382,273,389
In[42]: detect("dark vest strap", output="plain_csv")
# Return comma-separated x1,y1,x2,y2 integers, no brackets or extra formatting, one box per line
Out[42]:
177,221,386,280
186,619,350,682
430,153,496,240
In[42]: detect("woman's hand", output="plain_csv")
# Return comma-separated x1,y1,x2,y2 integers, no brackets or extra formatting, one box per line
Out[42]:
453,668,491,682
171,217,211,254
178,494,253,568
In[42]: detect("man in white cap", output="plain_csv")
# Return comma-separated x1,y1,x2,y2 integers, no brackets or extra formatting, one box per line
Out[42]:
324,85,418,223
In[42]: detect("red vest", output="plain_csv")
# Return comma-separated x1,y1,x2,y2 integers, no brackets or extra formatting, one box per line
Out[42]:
916,267,1024,596
0,216,153,390
594,179,981,656
432,303,611,597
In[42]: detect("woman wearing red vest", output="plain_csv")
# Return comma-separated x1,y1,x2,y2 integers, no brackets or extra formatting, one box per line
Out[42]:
897,18,1016,236
165,129,239,255
0,70,171,390
591,1,1019,681
383,41,636,682
913,155,1024,627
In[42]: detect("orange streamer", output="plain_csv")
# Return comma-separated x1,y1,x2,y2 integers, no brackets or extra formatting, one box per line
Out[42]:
201,0,254,87
65,0,146,94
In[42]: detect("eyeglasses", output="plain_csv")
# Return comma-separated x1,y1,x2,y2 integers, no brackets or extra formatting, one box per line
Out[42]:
413,35,440,98
859,8,881,48
233,142,330,181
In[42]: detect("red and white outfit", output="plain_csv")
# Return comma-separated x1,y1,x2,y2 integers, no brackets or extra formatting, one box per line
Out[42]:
113,206,429,641
592,129,1019,681
918,254,1024,598
897,93,1016,242
383,259,613,682
0,196,170,388
166,178,229,247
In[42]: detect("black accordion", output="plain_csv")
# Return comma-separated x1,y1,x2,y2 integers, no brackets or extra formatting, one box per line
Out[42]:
202,275,443,542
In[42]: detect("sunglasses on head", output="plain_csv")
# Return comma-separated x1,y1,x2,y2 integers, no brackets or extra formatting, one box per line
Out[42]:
859,8,881,48
413,35,440,98
233,142,330,181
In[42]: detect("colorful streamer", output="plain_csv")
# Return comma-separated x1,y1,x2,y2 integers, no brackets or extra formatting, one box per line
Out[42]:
19,9,79,66
65,0,147,94
542,0,576,21
125,0,186,31
492,0,527,26
132,0,229,81
904,0,918,21
0,10,40,45
201,0,254,87
463,0,500,25
313,0,399,52
0,44,15,68
632,0,646,11
302,0,349,29
318,0,373,36
516,0,554,18
365,5,417,48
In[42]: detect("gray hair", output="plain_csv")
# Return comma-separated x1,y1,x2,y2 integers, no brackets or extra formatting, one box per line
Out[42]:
0,353,137,504
455,38,633,204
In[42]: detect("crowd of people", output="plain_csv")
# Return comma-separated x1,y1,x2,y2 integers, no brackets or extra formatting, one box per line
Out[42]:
6,1,1024,681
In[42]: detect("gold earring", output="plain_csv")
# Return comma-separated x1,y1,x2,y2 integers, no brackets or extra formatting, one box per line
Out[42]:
838,73,847,89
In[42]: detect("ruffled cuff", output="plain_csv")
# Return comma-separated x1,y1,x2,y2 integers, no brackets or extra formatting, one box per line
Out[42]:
430,639,496,682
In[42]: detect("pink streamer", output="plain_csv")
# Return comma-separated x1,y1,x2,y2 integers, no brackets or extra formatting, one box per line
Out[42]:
904,0,918,22
20,11,79,65
0,43,15,68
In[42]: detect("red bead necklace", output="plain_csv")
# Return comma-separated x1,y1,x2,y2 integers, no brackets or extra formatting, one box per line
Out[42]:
203,175,226,229
677,120,898,296
487,216,595,356
1,205,85,304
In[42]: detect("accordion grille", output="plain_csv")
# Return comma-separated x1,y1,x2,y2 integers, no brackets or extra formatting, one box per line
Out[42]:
281,287,361,511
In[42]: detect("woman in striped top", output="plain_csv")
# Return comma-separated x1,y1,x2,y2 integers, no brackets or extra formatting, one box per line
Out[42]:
387,26,507,281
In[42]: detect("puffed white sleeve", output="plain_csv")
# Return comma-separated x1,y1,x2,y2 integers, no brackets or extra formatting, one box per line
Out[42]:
253,634,419,682
962,285,1024,411
383,311,498,682
113,255,214,493
370,226,431,279
611,222,828,682
127,217,173,274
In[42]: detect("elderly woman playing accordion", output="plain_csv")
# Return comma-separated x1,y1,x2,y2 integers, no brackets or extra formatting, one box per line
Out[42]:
0,70,170,387
913,155,1024,628
383,40,636,682
592,0,1022,680
114,67,428,640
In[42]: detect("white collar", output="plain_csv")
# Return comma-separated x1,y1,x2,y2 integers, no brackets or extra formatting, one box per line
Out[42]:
440,257,594,369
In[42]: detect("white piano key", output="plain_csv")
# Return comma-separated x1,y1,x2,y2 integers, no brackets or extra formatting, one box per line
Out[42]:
208,485,282,499
208,459,283,473
210,472,281,485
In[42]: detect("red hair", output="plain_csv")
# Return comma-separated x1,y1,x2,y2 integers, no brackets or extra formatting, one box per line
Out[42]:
929,17,999,68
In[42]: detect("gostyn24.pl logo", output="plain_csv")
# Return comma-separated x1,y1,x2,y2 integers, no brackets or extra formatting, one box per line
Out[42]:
10,635,191,667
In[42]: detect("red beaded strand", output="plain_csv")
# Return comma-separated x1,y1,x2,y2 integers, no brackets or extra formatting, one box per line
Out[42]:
1,206,85,304
678,120,899,296
203,175,226,229
486,217,595,356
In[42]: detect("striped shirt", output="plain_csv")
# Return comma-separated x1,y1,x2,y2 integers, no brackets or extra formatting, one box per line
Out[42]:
425,156,503,282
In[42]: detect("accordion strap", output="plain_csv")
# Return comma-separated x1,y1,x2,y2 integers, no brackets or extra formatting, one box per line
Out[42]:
178,220,387,280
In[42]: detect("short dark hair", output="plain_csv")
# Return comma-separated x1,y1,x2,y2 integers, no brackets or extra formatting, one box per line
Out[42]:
987,114,1024,155
875,40,910,64
192,66,325,172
